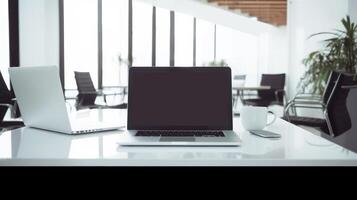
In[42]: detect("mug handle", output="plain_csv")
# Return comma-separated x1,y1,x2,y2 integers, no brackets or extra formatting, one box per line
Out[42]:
267,110,277,126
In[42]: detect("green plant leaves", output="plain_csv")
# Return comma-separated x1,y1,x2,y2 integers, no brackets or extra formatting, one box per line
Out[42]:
300,15,357,94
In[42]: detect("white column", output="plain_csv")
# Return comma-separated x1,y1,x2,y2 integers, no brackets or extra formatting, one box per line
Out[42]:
349,0,357,23
19,0,59,67
287,0,349,98
0,0,10,86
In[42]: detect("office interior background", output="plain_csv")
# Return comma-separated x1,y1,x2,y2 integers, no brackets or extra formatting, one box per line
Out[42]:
2,0,357,166
0,0,357,128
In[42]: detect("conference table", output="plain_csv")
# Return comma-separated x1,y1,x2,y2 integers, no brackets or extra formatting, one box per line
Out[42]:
1,109,357,166
65,86,128,101
232,85,272,115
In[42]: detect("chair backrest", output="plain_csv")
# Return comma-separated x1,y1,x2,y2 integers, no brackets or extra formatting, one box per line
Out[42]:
322,70,340,104
232,75,246,87
0,70,12,122
234,75,246,81
325,73,357,137
74,71,96,93
258,74,286,102
74,72,97,107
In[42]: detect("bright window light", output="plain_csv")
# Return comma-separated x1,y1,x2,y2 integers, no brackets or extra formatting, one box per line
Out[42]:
216,25,259,85
132,0,152,67
196,18,215,66
103,0,129,86
156,7,170,67
64,0,98,89
175,12,194,67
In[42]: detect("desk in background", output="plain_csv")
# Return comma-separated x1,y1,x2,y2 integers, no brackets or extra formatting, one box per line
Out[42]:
232,86,271,115
1,109,357,166
65,86,128,105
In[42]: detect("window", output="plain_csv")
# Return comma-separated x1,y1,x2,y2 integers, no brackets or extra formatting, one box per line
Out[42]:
175,12,194,66
216,25,259,85
103,0,129,86
64,0,98,89
155,7,170,67
0,0,10,87
196,18,215,66
132,0,152,67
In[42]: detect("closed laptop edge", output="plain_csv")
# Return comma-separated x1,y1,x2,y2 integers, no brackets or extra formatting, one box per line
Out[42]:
9,66,123,135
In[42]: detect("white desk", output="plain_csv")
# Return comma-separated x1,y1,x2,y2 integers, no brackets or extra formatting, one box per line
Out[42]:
1,109,357,166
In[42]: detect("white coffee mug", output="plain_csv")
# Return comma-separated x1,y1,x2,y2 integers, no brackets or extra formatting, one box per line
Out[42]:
240,106,277,131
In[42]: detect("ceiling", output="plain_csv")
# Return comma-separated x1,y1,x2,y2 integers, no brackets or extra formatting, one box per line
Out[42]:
208,0,287,26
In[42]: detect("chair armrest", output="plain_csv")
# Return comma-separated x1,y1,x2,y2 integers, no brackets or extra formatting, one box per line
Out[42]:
291,92,322,102
284,98,326,119
341,85,357,89
275,89,286,102
293,95,322,101
294,93,321,98
0,103,13,109
290,100,325,106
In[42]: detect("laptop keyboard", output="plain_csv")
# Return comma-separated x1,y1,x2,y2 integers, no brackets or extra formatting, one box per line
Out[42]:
136,131,225,137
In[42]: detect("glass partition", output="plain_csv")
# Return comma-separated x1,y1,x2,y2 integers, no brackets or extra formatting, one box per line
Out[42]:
0,0,10,87
132,0,152,67
64,0,98,89
103,0,129,86
156,7,170,67
175,12,194,67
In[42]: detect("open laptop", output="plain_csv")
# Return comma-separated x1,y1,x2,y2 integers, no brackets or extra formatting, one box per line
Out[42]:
9,66,124,135
117,67,241,146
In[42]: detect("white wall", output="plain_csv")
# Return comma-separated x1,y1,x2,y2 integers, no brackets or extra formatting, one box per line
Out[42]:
140,0,289,84
16,0,289,87
259,27,289,75
19,0,59,67
140,0,275,36
0,0,10,86
349,0,357,22
287,0,349,98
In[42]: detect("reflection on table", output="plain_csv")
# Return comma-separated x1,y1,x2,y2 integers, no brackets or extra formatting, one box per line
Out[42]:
1,109,357,166
232,85,272,115
65,86,128,100
65,86,128,111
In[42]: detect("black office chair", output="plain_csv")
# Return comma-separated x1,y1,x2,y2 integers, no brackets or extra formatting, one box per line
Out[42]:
74,71,127,110
321,73,357,153
283,71,340,127
0,71,24,131
243,74,286,107
324,73,357,137
232,74,246,110
284,72,356,138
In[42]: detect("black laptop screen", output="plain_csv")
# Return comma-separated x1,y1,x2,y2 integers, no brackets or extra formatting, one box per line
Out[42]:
127,67,233,130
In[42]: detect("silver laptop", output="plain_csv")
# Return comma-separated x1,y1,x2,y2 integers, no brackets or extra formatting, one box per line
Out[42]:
117,67,241,146
9,66,124,135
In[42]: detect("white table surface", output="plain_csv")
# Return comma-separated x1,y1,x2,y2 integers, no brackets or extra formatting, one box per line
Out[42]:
1,109,357,166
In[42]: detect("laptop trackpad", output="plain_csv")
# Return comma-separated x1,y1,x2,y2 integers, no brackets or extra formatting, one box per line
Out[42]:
160,137,196,142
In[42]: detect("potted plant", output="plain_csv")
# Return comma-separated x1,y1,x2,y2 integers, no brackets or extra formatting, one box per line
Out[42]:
206,59,228,67
299,16,357,94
